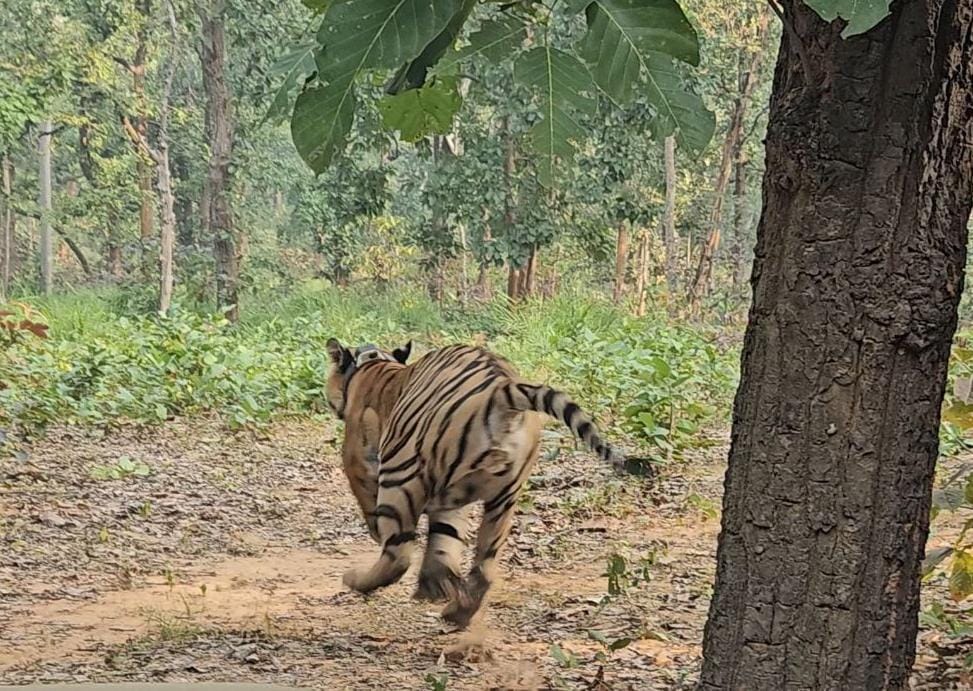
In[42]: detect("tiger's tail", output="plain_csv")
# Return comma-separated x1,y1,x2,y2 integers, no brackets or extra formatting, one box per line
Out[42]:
503,382,627,472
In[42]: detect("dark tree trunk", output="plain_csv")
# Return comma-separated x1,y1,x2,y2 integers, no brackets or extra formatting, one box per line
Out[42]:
173,151,195,246
700,2,973,690
730,154,749,289
198,0,238,322
612,220,630,304
38,121,53,296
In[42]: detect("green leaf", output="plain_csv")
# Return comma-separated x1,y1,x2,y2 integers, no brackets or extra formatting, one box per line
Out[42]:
380,78,462,142
578,0,699,105
265,40,319,123
301,0,332,12
291,0,465,172
803,0,892,38
587,629,609,645
439,15,528,69
922,546,954,578
514,47,597,186
609,637,633,651
642,51,715,152
386,0,476,92
949,549,973,601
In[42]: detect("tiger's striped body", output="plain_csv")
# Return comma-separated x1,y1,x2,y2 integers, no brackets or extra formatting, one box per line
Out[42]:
326,340,627,627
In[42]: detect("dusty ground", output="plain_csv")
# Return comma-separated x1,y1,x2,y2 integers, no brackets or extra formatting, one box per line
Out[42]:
0,418,969,689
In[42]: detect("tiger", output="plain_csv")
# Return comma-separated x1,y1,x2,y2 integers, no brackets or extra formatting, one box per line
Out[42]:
325,338,635,628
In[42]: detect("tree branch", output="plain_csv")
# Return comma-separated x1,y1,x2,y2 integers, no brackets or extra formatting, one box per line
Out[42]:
767,0,812,85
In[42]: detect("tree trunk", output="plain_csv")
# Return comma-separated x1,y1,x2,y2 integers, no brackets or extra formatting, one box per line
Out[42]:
634,229,650,317
502,115,523,303
731,154,749,289
0,155,12,301
522,245,537,298
37,121,53,296
134,0,154,277
173,152,194,246
156,0,179,316
612,220,630,304
199,0,238,322
475,221,492,300
688,8,770,309
662,135,679,295
506,265,521,302
700,3,973,689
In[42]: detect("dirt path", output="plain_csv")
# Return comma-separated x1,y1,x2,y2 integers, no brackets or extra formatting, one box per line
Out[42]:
0,420,968,689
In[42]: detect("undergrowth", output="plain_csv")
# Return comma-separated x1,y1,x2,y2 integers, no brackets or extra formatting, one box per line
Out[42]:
1,282,739,462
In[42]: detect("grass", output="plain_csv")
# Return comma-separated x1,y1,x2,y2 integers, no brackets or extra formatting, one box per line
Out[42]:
1,281,740,462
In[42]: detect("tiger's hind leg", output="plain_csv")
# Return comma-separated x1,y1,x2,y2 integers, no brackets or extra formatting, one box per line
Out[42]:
343,474,426,594
415,506,472,602
441,491,520,628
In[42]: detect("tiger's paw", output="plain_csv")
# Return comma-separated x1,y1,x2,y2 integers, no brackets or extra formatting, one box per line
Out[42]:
414,565,462,602
441,600,478,628
342,567,371,593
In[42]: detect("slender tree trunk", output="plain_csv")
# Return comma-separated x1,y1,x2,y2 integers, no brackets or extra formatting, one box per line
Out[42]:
156,0,179,316
37,121,53,296
502,116,520,303
174,152,194,246
134,0,154,276
612,219,630,304
688,8,770,309
731,154,749,289
506,265,521,302
199,0,238,322
0,155,12,301
634,229,650,317
475,221,492,300
662,135,679,295
522,245,537,297
700,2,973,689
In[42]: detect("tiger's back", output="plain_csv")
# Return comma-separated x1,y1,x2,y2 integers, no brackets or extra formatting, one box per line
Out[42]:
379,345,544,514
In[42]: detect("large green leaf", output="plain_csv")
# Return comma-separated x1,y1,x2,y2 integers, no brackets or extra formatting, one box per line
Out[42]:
292,0,465,172
379,78,461,142
438,15,528,70
265,40,318,123
578,0,699,105
386,0,476,93
804,0,892,38
642,51,714,153
949,549,973,602
514,47,597,187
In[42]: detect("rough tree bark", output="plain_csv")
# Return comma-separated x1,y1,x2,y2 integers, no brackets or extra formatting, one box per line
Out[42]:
634,229,650,317
688,8,770,309
0,155,12,301
502,117,521,302
612,219,630,304
133,0,154,276
700,2,973,690
37,121,53,296
662,135,679,294
198,0,238,322
730,154,749,289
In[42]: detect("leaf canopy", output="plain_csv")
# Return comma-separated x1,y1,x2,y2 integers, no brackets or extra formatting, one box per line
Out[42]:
514,47,597,187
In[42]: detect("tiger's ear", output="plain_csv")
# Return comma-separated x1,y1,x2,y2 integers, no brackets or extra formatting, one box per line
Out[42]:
392,340,412,365
327,338,353,371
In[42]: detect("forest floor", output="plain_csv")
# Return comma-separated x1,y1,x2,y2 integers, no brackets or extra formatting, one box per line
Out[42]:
1,419,970,690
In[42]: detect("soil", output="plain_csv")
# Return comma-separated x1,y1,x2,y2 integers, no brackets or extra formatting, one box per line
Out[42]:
0,418,969,689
